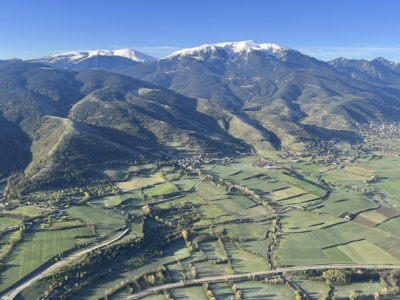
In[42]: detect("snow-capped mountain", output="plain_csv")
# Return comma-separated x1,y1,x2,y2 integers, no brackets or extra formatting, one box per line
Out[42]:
165,40,292,61
28,49,157,71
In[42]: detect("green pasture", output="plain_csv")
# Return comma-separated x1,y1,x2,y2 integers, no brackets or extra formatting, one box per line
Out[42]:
311,188,377,216
47,219,83,229
197,204,225,218
280,210,343,233
242,238,271,258
295,280,329,300
286,161,327,176
278,222,392,266
278,193,320,205
376,180,400,199
170,287,208,300
322,169,368,187
115,171,165,191
91,190,143,208
267,186,306,201
271,172,325,196
332,281,384,299
196,181,226,197
0,226,93,291
345,164,375,176
199,240,226,260
166,261,184,282
241,179,288,194
6,206,42,217
193,260,231,278
226,242,269,273
236,281,295,300
215,223,270,239
323,247,353,264
377,216,400,237
0,217,21,229
337,240,398,264
143,182,179,197
242,205,271,217
211,165,241,178
153,193,204,209
174,179,195,191
211,196,255,216
209,283,235,299
66,205,125,241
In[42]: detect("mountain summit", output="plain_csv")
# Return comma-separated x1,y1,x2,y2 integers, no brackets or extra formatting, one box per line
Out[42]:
165,40,291,61
28,49,157,71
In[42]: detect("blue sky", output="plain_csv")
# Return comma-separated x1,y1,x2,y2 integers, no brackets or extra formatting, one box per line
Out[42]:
1,0,400,62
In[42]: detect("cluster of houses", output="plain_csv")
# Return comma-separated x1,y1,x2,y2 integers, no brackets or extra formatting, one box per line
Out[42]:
5,210,67,231
359,122,400,140
177,155,219,170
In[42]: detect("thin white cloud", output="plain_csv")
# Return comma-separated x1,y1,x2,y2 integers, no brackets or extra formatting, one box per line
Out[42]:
299,46,400,61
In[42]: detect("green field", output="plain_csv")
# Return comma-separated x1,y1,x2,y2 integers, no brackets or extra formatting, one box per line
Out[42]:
331,281,384,299
115,171,165,191
143,182,179,197
242,238,271,258
209,283,235,299
153,193,204,209
66,205,125,241
0,217,21,229
377,216,400,237
278,222,397,266
90,190,143,207
280,210,343,233
225,242,269,273
215,223,270,239
6,206,42,217
194,260,231,278
268,186,307,201
199,240,226,260
311,188,377,217
197,204,225,218
211,195,255,215
0,226,93,291
236,281,296,299
295,280,329,300
170,286,208,300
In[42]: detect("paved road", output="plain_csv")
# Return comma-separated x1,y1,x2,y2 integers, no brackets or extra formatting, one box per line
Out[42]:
1,152,231,299
2,227,129,300
122,264,400,300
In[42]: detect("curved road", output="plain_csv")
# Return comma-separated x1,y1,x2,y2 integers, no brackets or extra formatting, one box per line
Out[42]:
2,152,231,300
2,227,129,300
122,264,400,300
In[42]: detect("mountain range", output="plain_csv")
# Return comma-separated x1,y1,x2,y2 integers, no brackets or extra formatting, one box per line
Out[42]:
1,40,400,196
26,49,157,71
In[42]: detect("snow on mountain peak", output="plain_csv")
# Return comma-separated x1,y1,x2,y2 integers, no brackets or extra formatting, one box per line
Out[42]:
165,40,291,61
39,49,157,63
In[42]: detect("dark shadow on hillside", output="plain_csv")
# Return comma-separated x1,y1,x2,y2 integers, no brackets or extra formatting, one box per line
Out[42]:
302,125,361,142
